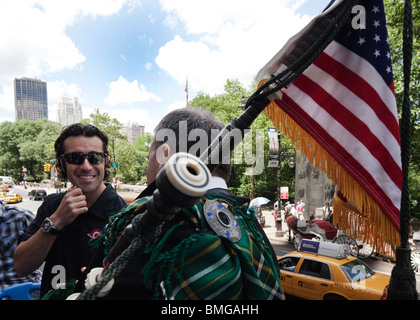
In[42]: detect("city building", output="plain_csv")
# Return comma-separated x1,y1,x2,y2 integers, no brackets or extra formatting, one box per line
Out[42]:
56,97,83,126
120,121,145,144
14,77,48,121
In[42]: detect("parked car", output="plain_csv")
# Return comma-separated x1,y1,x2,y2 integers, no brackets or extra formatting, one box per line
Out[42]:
278,239,390,300
0,176,13,187
28,189,47,201
4,193,23,204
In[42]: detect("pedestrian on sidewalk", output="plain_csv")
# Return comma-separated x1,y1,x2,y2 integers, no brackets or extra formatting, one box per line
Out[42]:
296,200,303,220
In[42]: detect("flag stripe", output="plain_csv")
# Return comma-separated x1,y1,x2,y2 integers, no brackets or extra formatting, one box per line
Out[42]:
276,91,400,226
323,42,398,125
292,72,401,191
304,65,402,179
311,53,401,162
319,44,400,142
282,85,401,213
298,60,402,188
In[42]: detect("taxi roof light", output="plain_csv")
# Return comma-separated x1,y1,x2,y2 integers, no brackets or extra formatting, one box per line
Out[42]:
298,239,347,259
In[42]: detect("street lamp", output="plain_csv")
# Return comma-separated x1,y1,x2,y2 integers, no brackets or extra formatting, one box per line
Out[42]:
240,96,246,111
22,165,27,189
288,156,295,169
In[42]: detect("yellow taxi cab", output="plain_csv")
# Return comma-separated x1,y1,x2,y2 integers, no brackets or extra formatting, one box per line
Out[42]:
0,184,9,192
0,191,7,201
278,239,390,300
4,193,23,204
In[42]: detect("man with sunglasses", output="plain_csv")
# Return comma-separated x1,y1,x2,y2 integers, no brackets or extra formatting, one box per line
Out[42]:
14,123,127,297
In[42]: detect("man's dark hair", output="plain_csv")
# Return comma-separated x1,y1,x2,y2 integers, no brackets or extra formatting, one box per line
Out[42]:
153,107,231,182
54,123,111,180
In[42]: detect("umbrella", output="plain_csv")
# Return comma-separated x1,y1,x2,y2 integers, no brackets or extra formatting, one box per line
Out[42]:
250,197,270,207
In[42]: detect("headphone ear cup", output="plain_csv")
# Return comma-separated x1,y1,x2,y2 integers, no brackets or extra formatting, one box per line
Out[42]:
58,165,67,179
57,158,67,179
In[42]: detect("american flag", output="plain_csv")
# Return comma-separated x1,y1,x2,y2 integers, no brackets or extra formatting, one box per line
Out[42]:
257,0,401,251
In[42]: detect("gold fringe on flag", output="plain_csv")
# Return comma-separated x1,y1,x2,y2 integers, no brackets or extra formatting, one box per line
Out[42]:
261,86,400,258
333,194,397,259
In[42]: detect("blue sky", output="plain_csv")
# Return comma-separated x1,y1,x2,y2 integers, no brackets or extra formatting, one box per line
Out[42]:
0,0,330,133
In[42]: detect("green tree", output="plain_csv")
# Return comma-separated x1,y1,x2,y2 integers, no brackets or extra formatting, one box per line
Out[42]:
0,119,62,181
189,79,295,203
133,132,153,183
113,133,152,184
385,0,420,218
82,108,125,142
81,108,152,184
113,139,139,183
82,109,126,183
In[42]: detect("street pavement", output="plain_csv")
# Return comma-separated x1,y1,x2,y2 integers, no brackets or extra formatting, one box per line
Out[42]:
7,184,420,297
259,208,420,297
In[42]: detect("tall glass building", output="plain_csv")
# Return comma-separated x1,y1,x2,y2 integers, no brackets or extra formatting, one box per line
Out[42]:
14,77,48,121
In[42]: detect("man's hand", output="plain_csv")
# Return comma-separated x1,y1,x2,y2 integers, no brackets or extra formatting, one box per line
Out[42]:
13,187,88,276
50,186,88,230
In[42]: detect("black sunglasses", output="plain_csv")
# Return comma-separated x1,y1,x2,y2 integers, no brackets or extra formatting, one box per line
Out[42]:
61,152,107,165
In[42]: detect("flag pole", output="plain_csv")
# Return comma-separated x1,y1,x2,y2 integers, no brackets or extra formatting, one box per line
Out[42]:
185,77,189,106
388,0,417,300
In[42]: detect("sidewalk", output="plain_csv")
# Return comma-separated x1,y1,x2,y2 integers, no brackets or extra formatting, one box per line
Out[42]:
260,209,290,245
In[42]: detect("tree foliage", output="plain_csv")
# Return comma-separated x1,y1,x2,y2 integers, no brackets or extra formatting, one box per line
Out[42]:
190,79,296,202
385,0,420,218
81,108,125,141
82,109,152,184
0,119,62,181
0,110,152,185
113,132,152,184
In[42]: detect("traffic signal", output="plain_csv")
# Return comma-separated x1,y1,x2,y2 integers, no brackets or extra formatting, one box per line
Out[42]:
44,163,51,172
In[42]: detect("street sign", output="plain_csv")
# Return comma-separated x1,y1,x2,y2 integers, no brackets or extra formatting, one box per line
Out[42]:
111,161,119,169
280,186,289,199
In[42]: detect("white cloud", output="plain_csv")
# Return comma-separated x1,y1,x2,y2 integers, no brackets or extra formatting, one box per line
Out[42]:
107,107,156,133
166,99,188,114
0,2,85,86
0,0,141,113
108,107,150,126
0,0,317,129
0,86,15,122
104,76,161,106
156,0,312,95
145,62,153,70
106,99,187,134
155,35,225,93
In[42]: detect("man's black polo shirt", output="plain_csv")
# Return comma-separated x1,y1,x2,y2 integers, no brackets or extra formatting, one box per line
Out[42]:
19,183,127,297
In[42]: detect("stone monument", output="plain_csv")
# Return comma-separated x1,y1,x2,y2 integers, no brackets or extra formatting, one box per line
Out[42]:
295,150,335,219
